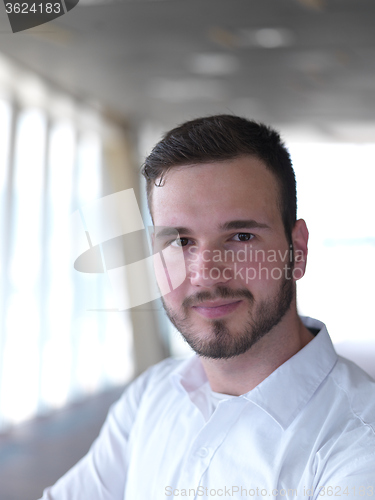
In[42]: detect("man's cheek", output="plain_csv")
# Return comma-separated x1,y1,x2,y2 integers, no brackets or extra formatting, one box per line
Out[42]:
232,262,264,285
231,261,280,292
162,289,186,314
153,254,172,297
153,249,187,296
187,262,199,280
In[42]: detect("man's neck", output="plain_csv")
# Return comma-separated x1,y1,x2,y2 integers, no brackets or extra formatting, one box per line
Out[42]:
199,312,314,396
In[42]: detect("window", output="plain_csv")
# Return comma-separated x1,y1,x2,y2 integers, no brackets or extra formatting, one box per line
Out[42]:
0,60,134,430
290,142,375,344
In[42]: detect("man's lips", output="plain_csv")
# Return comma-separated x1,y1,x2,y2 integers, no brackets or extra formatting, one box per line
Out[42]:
192,300,243,319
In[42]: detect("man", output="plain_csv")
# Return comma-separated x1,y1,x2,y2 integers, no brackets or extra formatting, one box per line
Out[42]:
40,115,375,499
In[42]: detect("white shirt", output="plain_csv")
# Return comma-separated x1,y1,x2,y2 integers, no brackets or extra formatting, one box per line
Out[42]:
40,317,375,500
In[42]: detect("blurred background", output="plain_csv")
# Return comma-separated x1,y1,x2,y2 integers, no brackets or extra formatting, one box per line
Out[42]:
0,0,374,498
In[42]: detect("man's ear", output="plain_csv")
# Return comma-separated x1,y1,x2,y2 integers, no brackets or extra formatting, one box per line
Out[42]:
291,219,309,281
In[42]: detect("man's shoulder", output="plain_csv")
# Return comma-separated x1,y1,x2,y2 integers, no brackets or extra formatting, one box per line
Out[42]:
328,355,375,430
107,356,192,424
315,357,375,487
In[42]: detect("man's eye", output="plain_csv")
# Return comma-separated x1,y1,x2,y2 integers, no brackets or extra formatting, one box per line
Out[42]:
233,233,254,242
171,237,189,247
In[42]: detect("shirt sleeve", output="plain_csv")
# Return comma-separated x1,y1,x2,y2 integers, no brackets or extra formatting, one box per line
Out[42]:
313,456,375,500
37,367,153,500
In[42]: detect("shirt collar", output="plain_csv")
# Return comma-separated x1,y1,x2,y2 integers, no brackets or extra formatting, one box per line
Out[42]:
169,317,338,430
242,316,338,429
170,353,208,395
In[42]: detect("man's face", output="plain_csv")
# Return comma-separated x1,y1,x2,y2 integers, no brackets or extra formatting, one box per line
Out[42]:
152,156,299,359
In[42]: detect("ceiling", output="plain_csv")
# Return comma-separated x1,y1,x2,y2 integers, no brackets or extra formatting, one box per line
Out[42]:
1,0,375,139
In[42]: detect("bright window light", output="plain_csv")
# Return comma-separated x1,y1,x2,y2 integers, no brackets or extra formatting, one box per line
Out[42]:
1,108,46,425
77,131,102,205
75,315,102,393
0,83,134,429
9,108,46,290
1,294,41,424
289,142,375,344
0,99,11,196
40,121,76,409
102,313,134,385
0,99,11,286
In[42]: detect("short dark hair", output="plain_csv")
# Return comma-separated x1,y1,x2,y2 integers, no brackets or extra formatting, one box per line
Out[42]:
141,114,296,242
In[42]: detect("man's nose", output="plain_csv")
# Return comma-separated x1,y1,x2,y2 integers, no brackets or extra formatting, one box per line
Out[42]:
187,247,232,287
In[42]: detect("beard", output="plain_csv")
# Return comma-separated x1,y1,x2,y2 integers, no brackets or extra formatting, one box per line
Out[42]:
161,275,294,360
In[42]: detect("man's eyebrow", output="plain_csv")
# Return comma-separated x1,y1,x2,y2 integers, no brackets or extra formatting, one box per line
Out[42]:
154,226,192,239
219,220,270,231
154,221,270,238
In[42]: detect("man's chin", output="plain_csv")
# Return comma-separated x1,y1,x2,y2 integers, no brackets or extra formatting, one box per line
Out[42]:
179,321,256,360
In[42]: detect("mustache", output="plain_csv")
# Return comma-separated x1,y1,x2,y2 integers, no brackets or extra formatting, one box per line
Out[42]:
182,286,254,308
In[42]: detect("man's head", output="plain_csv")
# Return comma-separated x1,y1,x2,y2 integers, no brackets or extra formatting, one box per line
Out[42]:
142,114,296,244
141,115,308,359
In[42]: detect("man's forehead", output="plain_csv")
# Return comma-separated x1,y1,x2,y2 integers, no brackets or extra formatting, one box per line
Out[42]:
151,157,280,218
148,155,289,257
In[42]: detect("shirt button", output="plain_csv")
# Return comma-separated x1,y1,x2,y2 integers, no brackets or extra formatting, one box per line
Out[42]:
197,447,209,458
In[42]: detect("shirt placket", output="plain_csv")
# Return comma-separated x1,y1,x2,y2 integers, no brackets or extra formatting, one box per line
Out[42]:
175,397,249,498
